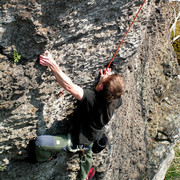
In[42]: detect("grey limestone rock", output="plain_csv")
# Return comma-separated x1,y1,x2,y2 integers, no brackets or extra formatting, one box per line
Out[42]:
0,0,179,179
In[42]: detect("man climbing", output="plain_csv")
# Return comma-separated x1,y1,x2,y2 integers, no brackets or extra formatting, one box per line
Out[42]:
37,50,125,180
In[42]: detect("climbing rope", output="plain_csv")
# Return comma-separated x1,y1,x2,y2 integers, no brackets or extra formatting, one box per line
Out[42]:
96,0,147,89
106,0,147,70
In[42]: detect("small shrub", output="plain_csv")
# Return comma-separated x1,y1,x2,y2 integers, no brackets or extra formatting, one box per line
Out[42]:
13,50,21,63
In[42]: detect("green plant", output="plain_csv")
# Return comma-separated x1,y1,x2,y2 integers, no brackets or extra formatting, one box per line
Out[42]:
0,165,7,172
13,50,21,63
165,142,180,180
170,2,180,65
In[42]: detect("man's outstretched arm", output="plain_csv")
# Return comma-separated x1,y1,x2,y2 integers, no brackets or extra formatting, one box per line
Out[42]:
39,51,84,100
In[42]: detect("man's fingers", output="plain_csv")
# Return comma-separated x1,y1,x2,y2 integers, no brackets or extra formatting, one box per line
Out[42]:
106,68,111,73
40,60,47,66
39,61,45,65
39,55,46,58
39,51,51,67
39,57,48,65
39,55,49,60
39,59,45,64
106,68,111,75
39,59,47,65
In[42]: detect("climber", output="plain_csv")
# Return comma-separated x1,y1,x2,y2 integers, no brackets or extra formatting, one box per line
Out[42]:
36,50,125,180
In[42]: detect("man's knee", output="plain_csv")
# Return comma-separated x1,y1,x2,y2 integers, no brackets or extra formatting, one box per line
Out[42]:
35,135,54,147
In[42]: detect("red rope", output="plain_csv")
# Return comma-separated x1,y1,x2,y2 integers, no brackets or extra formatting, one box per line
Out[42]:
96,0,147,90
106,0,147,70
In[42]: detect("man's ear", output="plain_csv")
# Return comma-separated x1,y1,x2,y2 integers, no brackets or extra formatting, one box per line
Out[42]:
99,84,103,91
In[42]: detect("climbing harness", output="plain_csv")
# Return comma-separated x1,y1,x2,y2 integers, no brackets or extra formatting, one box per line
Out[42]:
96,0,147,88
81,148,86,163
63,134,90,153
62,134,90,163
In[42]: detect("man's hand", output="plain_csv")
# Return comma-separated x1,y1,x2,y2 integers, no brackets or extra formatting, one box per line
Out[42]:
39,50,56,67
99,68,112,81
96,68,112,92
39,50,84,100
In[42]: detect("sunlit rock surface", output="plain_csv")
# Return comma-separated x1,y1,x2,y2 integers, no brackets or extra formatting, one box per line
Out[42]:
0,0,179,179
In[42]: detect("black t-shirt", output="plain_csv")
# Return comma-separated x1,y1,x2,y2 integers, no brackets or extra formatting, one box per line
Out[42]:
71,89,122,145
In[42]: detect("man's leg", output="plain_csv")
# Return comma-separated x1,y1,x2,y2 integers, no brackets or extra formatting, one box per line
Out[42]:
35,146,52,162
35,135,68,162
77,148,93,180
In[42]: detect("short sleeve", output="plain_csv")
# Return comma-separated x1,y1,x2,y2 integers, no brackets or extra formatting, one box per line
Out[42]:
79,89,95,104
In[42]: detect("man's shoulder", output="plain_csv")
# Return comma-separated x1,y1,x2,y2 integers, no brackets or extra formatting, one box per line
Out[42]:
84,89,95,95
83,89,96,98
79,89,96,103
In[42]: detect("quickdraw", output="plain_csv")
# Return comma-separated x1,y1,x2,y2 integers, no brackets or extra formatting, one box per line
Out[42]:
64,134,90,153
80,148,87,163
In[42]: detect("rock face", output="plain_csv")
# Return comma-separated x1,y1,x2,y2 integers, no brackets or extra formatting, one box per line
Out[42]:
0,0,179,179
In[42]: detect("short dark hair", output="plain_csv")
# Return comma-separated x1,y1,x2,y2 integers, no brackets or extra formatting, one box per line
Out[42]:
102,74,125,101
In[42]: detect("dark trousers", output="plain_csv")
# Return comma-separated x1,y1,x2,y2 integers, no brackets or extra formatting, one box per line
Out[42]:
35,135,92,180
